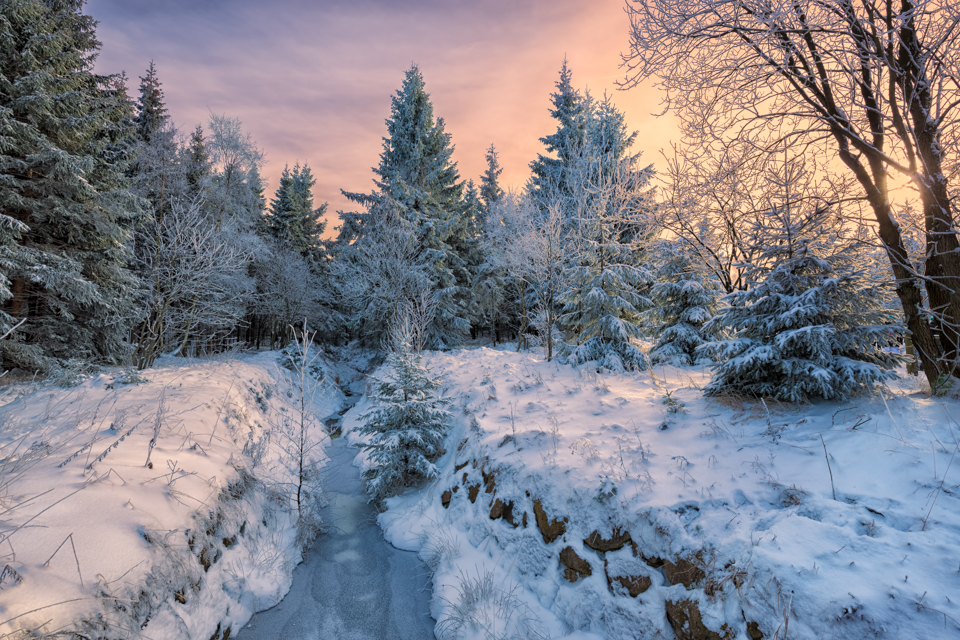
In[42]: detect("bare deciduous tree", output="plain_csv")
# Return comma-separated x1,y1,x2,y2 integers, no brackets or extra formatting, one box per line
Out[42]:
132,199,253,368
622,0,960,383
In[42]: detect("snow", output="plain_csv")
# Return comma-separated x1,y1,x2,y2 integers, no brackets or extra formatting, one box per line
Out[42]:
343,344,960,639
0,351,343,638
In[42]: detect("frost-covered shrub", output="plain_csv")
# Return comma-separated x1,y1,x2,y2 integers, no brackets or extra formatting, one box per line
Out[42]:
359,345,450,501
114,367,150,385
278,340,326,380
48,359,101,388
699,207,900,401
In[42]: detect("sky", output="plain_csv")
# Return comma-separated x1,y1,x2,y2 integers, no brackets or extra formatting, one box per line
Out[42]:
85,0,678,230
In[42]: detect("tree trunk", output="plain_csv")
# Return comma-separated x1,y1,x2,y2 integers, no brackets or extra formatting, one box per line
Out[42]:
837,145,943,384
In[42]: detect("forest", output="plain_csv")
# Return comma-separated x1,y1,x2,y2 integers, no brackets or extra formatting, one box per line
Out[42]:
0,1,959,639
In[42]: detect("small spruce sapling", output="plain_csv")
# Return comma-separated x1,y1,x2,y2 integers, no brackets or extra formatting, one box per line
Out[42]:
649,245,720,366
359,320,450,502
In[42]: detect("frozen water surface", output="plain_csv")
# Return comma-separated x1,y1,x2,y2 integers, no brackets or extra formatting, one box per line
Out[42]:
238,436,435,639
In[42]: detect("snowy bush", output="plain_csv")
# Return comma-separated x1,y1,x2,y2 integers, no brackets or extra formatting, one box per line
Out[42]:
359,344,450,501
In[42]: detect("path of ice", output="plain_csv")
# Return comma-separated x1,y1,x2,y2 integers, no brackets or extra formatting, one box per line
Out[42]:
238,435,436,639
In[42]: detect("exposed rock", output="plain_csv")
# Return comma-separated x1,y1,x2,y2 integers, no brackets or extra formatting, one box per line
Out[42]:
442,490,452,508
747,621,764,639
603,558,651,597
455,461,468,472
462,472,468,485
490,498,518,527
521,512,527,528
584,527,632,553
468,484,480,503
482,464,496,493
559,546,592,582
611,574,651,597
533,499,567,543
665,600,733,640
642,554,665,568
664,557,705,588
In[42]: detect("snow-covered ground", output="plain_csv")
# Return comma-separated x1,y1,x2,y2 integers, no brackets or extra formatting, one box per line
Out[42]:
345,345,960,639
0,350,345,639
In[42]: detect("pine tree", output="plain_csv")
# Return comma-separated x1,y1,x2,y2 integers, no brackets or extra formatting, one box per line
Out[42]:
649,244,719,366
700,205,899,401
558,96,654,373
342,65,471,348
359,341,450,501
0,0,141,371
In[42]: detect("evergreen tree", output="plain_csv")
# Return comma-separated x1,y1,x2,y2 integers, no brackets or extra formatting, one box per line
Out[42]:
266,163,327,263
648,244,719,366
479,144,504,213
184,124,210,194
342,65,471,348
359,340,450,501
700,205,900,401
529,58,588,216
134,61,167,143
0,0,141,371
558,96,655,373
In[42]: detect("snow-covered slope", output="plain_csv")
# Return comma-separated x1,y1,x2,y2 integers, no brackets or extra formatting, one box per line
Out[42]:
345,345,960,639
0,351,343,639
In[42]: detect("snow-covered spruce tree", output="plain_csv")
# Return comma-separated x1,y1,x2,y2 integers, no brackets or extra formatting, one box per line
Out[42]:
342,65,472,349
648,242,720,366
0,0,141,372
265,162,327,266
529,58,589,222
558,96,655,373
359,321,450,502
479,144,505,212
699,201,900,402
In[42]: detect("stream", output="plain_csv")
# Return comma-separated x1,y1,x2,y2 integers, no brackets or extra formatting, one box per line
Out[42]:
238,398,436,639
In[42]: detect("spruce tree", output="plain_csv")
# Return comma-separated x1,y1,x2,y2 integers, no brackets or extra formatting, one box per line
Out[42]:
184,124,210,194
480,144,504,212
134,61,167,144
359,341,450,501
0,0,141,371
342,65,471,348
267,163,327,263
529,58,588,216
558,96,654,373
700,205,899,401
649,244,719,366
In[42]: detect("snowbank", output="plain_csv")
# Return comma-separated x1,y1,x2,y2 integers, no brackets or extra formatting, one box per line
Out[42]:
346,345,960,639
0,351,343,639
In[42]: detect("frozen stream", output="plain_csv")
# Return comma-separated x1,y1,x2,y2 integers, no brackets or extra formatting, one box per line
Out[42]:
238,434,436,639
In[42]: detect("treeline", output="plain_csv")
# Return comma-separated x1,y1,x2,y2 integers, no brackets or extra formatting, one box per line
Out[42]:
0,0,941,402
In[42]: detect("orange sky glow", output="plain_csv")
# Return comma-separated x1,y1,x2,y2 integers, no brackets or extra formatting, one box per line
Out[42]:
86,0,679,232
